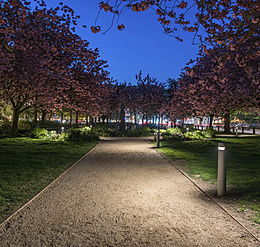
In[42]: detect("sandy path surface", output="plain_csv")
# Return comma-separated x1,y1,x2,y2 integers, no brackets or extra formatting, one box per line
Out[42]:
0,137,259,246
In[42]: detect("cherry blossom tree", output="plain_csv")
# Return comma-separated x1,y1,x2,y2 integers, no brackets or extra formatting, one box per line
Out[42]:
169,45,259,132
134,71,166,124
94,1,259,123
0,0,110,133
93,1,259,47
93,0,199,42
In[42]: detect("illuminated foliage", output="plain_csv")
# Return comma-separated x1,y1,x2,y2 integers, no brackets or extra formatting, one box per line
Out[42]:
0,0,110,133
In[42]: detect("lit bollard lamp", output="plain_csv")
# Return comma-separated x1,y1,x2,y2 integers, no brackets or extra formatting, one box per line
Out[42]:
217,142,227,196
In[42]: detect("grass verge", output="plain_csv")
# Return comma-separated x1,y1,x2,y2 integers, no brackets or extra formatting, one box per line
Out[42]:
156,136,260,225
0,137,97,223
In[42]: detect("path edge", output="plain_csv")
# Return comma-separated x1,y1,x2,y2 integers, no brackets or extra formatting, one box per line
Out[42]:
0,141,100,227
147,140,260,243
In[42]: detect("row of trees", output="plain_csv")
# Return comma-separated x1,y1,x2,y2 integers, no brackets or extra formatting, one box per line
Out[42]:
0,0,112,133
1,0,259,134
168,44,259,132
94,0,259,133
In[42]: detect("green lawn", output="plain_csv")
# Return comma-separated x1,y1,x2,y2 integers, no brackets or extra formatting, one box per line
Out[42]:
157,137,260,223
0,137,97,223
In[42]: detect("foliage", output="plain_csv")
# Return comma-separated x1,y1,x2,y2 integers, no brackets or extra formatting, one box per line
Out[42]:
232,111,260,124
162,128,215,141
95,1,259,132
167,127,184,134
184,129,215,140
1,0,110,134
66,128,99,142
0,102,12,123
0,137,97,222
91,125,117,137
0,122,12,136
168,44,259,133
29,127,66,141
18,120,32,131
120,126,154,137
162,128,184,141
30,127,48,139
95,1,260,52
45,131,66,141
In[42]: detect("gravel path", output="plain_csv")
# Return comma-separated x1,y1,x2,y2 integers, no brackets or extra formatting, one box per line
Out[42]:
0,137,259,246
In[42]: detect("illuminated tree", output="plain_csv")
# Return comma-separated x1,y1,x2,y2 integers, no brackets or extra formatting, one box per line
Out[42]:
134,71,166,123
170,45,259,132
0,0,109,133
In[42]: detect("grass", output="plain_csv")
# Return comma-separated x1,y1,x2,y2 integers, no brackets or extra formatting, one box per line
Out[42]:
0,137,98,223
156,136,260,224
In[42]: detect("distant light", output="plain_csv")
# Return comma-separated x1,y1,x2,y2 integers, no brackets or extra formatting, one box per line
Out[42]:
218,147,226,151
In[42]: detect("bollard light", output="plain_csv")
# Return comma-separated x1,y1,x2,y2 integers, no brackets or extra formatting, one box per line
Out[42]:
217,142,227,196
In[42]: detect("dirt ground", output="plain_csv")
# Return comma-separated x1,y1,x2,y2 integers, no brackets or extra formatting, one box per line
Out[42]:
0,137,259,246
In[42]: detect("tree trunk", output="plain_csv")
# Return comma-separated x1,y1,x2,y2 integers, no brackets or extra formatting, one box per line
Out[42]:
33,106,38,124
12,108,20,134
90,117,94,126
41,109,47,125
102,115,106,124
209,114,214,129
224,113,231,133
60,113,64,127
75,112,79,128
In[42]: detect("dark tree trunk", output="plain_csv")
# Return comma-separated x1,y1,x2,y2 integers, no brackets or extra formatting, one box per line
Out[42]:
75,112,79,128
41,109,47,125
209,114,214,129
102,115,106,123
12,107,20,134
90,117,94,125
224,113,231,133
61,113,64,124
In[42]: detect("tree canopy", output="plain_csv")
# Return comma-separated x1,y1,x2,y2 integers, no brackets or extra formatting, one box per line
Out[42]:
0,0,111,133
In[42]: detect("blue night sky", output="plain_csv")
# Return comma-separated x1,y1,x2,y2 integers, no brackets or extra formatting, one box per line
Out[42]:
41,0,200,84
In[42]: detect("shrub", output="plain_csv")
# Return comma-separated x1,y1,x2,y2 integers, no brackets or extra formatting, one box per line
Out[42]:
66,128,99,142
91,125,113,137
162,131,183,141
162,128,215,141
119,126,154,137
184,130,204,140
167,127,184,134
30,127,48,139
0,123,12,136
18,120,32,131
203,128,216,138
184,129,215,140
45,131,66,141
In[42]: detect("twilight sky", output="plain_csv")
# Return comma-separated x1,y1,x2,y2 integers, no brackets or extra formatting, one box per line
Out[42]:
41,0,200,84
